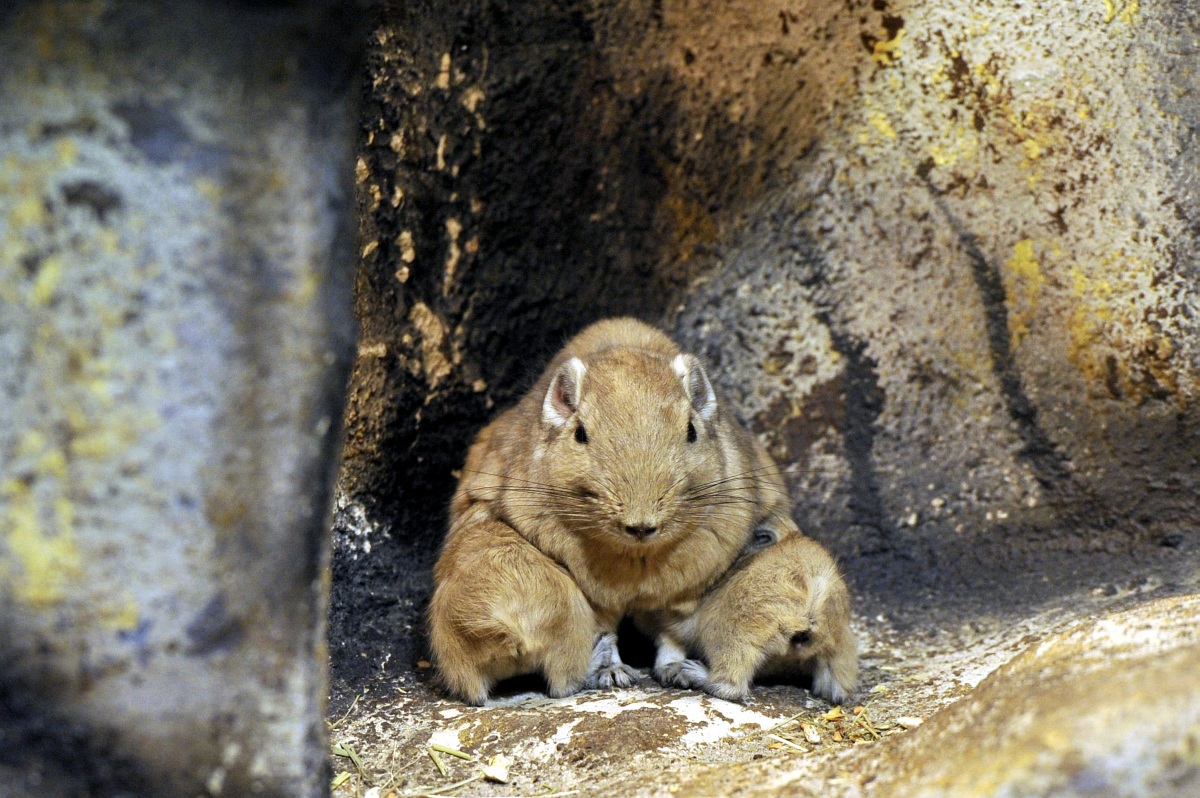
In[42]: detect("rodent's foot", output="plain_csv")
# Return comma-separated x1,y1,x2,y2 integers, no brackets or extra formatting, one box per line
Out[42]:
812,667,850,705
586,663,640,690
702,680,749,703
655,658,709,690
546,681,584,699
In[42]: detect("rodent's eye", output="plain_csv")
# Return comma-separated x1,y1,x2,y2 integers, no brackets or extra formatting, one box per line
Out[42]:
686,420,698,443
574,424,588,444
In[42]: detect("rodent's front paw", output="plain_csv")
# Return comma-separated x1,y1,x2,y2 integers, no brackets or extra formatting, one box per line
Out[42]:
586,663,640,690
655,658,709,690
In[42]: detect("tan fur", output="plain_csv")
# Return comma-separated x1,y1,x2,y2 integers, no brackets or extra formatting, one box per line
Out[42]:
429,318,788,699
678,530,859,703
428,502,599,705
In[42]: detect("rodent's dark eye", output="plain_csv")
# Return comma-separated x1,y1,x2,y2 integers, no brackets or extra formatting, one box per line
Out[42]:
574,424,588,444
686,420,697,443
791,630,812,646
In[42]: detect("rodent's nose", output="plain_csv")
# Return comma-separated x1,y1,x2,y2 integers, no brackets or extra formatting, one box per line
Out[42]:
791,630,812,647
624,524,657,539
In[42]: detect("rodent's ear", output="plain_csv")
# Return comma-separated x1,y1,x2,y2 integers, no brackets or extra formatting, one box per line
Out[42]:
542,357,586,427
671,354,717,420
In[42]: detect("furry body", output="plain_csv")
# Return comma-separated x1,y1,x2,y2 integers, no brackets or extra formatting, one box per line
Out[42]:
429,318,788,701
653,528,859,704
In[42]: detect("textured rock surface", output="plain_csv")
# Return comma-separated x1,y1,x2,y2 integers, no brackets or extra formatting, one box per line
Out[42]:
0,2,364,796
328,589,1200,797
854,595,1200,798
666,594,1200,798
332,0,1200,795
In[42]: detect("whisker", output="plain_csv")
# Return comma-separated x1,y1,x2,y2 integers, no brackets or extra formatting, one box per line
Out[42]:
688,479,790,497
460,469,581,496
687,463,782,491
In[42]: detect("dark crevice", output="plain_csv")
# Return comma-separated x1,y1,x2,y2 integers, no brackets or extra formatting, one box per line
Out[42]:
920,176,1073,491
826,330,888,548
790,236,889,552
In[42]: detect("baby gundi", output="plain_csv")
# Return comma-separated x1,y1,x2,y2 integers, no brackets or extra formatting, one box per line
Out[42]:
429,317,788,703
642,521,858,704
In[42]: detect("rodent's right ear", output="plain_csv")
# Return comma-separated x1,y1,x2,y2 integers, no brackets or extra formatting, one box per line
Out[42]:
542,357,587,427
671,354,717,420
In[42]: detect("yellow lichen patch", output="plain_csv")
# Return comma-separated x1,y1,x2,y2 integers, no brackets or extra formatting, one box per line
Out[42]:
872,28,905,67
31,253,63,304
1067,301,1105,388
99,594,141,632
11,194,45,229
55,138,77,168
68,413,143,459
928,126,980,168
1002,240,1045,349
1,481,81,608
1104,0,1138,25
1067,256,1194,405
290,269,319,305
999,105,1063,175
869,111,898,141
96,227,121,255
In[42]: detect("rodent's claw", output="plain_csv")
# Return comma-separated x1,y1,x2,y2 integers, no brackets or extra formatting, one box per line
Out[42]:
586,664,640,690
655,658,709,690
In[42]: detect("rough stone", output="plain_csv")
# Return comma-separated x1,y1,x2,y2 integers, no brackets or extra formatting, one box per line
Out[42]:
0,2,366,796
854,595,1200,798
332,0,1200,795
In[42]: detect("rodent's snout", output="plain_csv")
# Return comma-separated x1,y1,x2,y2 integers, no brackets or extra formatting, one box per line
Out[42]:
790,630,813,647
624,524,658,540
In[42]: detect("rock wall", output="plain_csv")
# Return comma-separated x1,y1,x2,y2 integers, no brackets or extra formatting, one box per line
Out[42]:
0,2,366,795
335,0,1199,705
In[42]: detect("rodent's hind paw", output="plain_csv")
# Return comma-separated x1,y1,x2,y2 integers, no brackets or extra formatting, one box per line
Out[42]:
546,681,584,699
702,680,749,703
655,658,709,690
586,663,641,690
812,661,851,705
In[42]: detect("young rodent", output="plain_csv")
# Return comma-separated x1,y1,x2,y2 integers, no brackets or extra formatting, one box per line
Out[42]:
428,499,619,705
650,523,858,704
431,317,788,695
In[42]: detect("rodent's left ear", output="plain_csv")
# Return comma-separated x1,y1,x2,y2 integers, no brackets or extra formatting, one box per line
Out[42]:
542,357,586,427
672,354,717,420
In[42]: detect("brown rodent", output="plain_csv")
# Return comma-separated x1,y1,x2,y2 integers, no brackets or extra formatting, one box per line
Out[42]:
428,501,602,705
651,524,859,704
430,317,788,695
